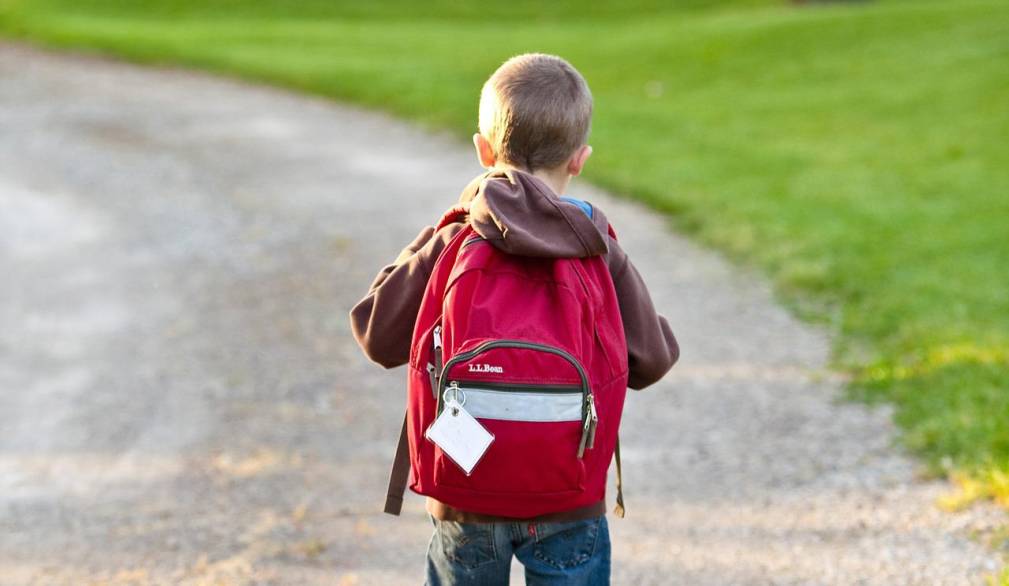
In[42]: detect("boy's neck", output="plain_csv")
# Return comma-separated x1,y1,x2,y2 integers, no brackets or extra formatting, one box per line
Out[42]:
492,163,571,197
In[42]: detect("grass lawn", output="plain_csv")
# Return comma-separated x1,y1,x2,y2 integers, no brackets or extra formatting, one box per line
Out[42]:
2,0,1007,516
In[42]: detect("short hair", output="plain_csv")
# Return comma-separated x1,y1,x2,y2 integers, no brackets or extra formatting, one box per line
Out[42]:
478,53,593,172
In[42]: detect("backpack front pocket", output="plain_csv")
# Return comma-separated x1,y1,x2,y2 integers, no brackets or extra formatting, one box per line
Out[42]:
430,341,597,495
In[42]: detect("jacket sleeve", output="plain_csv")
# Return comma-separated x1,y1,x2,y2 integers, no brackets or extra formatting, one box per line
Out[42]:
608,239,680,390
348,223,464,369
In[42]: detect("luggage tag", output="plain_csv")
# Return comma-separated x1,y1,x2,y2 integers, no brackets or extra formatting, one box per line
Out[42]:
425,387,494,475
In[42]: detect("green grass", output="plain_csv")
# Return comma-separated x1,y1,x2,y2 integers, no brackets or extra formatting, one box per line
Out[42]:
2,0,1007,514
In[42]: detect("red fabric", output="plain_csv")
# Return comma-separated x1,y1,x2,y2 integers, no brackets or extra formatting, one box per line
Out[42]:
405,205,629,518
435,204,470,232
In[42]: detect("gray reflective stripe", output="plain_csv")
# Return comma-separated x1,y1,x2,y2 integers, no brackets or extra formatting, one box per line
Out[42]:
457,387,581,422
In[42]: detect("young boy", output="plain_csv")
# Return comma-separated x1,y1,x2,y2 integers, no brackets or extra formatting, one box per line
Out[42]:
350,53,679,585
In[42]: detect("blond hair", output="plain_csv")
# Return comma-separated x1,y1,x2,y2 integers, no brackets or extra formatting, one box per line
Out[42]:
478,53,593,172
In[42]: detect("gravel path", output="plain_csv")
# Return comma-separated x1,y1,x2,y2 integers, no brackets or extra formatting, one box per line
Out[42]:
0,42,1004,585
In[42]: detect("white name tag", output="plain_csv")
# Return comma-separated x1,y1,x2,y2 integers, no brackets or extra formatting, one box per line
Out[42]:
425,398,494,475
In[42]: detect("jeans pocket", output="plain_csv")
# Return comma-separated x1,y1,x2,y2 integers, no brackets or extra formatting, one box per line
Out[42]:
437,520,497,570
532,516,603,570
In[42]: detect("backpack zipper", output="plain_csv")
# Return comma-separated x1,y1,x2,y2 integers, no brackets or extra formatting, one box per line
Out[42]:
446,380,582,392
436,339,597,458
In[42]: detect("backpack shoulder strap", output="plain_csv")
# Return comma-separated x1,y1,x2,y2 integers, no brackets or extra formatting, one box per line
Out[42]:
384,412,411,515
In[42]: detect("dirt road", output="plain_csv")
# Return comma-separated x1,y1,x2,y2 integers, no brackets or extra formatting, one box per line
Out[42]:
0,42,1004,585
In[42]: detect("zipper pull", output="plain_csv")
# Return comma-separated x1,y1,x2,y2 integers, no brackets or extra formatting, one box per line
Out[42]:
577,396,593,459
586,395,598,450
426,362,437,398
432,325,443,394
577,417,590,459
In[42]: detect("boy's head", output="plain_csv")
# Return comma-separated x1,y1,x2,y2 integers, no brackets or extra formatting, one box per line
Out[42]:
474,53,593,181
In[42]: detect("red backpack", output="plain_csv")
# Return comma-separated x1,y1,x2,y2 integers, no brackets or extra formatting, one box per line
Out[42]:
384,203,629,519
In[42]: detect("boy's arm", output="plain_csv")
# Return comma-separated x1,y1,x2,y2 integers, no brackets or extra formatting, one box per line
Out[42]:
349,223,465,369
608,239,680,390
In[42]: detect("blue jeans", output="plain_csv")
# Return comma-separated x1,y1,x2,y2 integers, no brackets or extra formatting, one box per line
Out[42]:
425,514,610,586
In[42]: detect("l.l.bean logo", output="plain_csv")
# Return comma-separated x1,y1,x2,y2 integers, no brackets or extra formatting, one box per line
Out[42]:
467,363,504,374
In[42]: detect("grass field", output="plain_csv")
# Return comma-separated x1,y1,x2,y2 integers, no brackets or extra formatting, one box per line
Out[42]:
1,0,1007,512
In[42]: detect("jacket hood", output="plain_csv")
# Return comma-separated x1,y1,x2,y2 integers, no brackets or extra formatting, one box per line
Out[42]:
457,168,610,258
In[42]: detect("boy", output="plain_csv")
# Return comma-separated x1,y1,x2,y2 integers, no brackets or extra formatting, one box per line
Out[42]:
350,53,679,585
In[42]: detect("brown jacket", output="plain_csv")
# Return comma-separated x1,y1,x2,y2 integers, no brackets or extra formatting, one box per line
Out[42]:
349,168,679,523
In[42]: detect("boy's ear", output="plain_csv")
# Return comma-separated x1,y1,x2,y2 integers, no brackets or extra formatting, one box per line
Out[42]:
567,145,592,176
473,133,497,168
